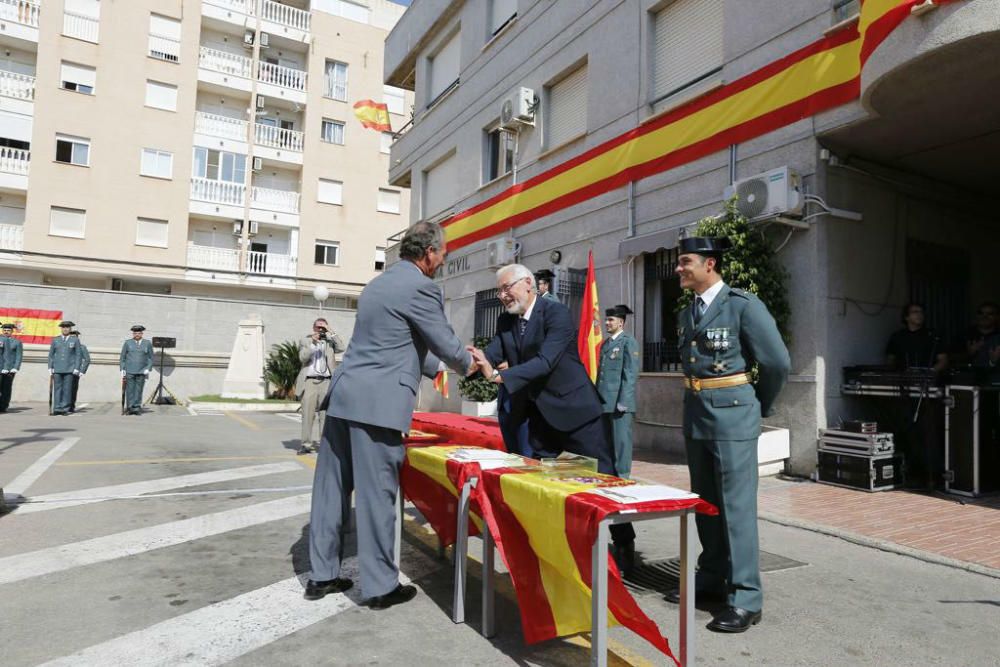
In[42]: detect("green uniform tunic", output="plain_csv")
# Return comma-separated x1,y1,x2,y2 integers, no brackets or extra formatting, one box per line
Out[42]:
48,335,83,414
596,332,639,478
0,334,23,412
120,338,154,413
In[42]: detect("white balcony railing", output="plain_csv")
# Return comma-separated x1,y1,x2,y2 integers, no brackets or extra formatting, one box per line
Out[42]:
63,11,99,43
251,186,300,213
0,0,40,28
0,70,35,101
187,244,239,272
0,223,24,251
203,0,251,14
149,34,181,63
0,147,30,175
190,177,246,207
199,46,252,79
258,0,310,32
254,123,304,152
257,61,307,92
247,250,294,275
195,112,249,141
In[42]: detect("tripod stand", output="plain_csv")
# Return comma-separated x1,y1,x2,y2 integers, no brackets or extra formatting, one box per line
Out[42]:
150,337,177,405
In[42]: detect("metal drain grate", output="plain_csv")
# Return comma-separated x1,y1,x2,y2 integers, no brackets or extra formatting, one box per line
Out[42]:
624,551,808,596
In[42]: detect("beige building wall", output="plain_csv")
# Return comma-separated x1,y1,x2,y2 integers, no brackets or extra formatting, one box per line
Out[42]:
0,0,411,306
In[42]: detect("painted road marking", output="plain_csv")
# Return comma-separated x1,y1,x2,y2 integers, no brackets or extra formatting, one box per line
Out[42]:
278,413,302,423
12,462,305,514
5,438,80,495
225,411,261,430
56,454,298,466
0,493,311,585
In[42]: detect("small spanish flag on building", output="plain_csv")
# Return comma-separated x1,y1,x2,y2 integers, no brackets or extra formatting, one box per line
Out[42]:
432,370,449,398
352,99,392,132
0,308,63,344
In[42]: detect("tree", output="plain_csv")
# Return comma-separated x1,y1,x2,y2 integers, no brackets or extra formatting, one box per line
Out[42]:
264,340,301,399
457,336,499,403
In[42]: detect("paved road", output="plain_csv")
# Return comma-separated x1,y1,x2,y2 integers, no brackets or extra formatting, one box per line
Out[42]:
1,404,998,666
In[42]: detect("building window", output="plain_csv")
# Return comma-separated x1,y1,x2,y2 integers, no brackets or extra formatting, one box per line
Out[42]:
422,151,457,219
135,217,168,248
375,246,386,271
545,64,587,149
149,13,181,63
60,61,95,94
315,240,340,266
383,85,406,116
140,148,173,179
192,147,245,183
474,288,503,339
488,0,517,37
63,0,100,43
145,80,178,111
321,119,345,145
380,132,393,154
833,0,861,22
55,134,90,166
324,60,348,101
483,126,513,182
428,30,460,106
377,188,401,214
642,248,682,372
651,0,724,104
49,206,86,238
318,178,343,205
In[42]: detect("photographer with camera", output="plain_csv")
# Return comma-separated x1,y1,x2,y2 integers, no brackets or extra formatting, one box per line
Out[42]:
296,318,345,454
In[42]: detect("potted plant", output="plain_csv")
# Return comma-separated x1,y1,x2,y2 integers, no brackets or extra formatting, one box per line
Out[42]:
457,336,499,417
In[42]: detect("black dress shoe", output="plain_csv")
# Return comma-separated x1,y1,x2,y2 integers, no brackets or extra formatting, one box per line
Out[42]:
665,587,724,604
367,583,417,610
304,577,353,601
707,607,762,633
611,541,636,577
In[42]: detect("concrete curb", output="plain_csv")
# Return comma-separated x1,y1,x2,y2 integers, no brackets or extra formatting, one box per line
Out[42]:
188,402,299,413
759,512,1000,580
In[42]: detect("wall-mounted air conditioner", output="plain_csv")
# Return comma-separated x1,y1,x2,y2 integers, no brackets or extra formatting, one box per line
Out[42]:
252,156,263,171
486,238,516,268
499,87,536,130
724,166,803,221
243,31,254,47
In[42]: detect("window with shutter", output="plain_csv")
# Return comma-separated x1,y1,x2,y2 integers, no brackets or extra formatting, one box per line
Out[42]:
60,61,96,94
428,31,460,105
489,0,517,37
145,80,178,111
49,207,86,238
546,65,587,149
136,218,169,248
652,0,724,103
377,188,401,214
422,152,458,219
383,85,406,115
318,178,343,205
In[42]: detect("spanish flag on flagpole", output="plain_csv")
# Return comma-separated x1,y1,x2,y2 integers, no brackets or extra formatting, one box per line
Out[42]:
577,250,602,383
352,99,392,132
0,308,63,344
432,370,449,399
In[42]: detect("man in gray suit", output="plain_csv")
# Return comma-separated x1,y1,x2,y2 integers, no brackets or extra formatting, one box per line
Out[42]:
295,318,345,455
305,221,476,608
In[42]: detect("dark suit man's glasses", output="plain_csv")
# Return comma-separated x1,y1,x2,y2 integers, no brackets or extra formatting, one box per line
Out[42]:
499,277,528,295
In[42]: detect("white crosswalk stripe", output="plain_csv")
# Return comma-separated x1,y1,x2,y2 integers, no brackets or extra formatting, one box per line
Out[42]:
5,438,80,495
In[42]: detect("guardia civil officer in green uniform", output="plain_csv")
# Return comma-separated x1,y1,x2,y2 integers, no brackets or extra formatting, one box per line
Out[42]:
596,305,639,478
120,324,154,415
69,330,91,413
667,236,790,634
48,320,83,415
1,321,24,412
534,269,559,302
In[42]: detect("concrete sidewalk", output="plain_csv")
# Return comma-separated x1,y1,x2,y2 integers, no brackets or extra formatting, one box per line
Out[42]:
632,448,1000,577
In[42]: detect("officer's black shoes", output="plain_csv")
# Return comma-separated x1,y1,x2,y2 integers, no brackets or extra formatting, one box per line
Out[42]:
665,587,724,605
303,577,353,601
366,583,417,610
296,444,316,455
707,607,761,633
611,541,636,577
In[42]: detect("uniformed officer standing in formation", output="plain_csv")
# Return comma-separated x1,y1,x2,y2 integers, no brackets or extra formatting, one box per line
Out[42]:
534,269,559,302
120,325,154,415
48,320,83,416
666,236,790,634
596,305,639,478
0,322,23,412
68,330,91,413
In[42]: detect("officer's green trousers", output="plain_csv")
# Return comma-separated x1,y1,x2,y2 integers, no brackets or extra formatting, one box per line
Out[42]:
605,412,634,478
684,437,762,613
125,373,146,412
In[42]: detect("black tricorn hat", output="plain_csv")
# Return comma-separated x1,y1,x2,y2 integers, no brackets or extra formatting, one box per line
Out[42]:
130,324,146,332
605,304,634,319
534,269,555,281
70,330,81,336
678,236,731,255
0,322,12,329
59,320,75,328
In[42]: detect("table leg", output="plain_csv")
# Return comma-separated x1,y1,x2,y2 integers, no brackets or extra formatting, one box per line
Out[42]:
452,480,473,624
590,518,610,667
482,526,496,638
679,510,695,667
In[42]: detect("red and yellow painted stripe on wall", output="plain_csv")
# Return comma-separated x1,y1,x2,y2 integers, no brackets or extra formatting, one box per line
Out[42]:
0,308,63,344
442,0,957,251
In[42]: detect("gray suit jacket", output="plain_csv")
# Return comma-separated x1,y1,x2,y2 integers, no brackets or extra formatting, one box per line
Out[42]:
295,332,344,398
326,260,472,433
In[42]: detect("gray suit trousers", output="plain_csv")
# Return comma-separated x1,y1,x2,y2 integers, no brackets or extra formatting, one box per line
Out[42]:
309,416,404,599
300,377,330,445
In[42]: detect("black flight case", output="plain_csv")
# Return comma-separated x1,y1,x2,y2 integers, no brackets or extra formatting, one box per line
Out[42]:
817,450,905,492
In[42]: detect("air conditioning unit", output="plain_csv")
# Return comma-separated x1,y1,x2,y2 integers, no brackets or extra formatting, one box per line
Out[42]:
499,87,536,130
255,94,266,111
243,30,255,47
233,221,243,235
248,221,259,236
252,156,263,171
724,166,803,221
110,278,125,292
486,238,516,268
259,32,270,48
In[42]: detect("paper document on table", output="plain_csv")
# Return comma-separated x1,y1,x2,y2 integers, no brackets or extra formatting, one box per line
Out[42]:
591,484,698,504
447,448,515,461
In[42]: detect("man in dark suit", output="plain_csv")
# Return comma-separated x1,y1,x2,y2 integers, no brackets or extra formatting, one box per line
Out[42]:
471,264,635,570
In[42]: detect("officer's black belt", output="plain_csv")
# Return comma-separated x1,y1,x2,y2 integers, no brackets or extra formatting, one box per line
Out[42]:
684,373,752,392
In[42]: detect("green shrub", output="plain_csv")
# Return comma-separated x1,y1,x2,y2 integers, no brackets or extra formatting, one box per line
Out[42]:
264,340,301,399
457,336,499,403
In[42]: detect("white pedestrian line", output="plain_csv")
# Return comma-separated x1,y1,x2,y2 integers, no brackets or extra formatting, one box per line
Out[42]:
0,493,311,585
4,438,80,495
12,462,305,514
278,413,302,422
186,405,197,416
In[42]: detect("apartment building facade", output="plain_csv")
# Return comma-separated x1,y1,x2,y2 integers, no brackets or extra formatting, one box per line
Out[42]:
0,0,412,307
383,0,999,474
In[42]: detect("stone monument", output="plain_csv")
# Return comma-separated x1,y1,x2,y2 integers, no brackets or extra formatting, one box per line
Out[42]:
222,314,266,399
